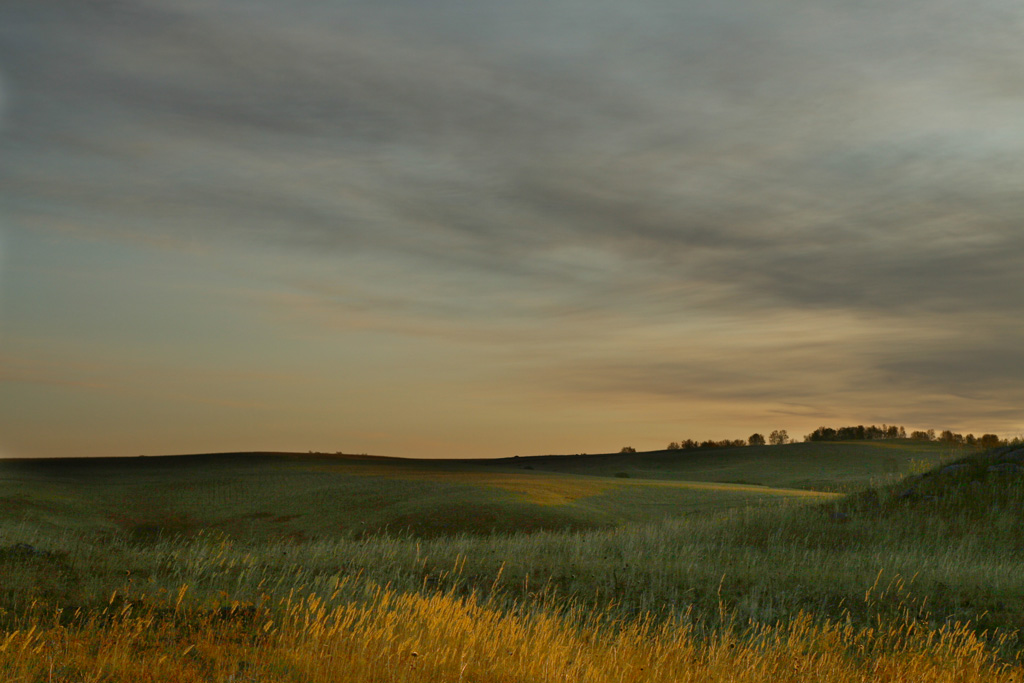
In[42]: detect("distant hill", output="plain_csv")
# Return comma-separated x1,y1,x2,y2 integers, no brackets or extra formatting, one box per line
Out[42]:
483,439,973,491
0,440,970,541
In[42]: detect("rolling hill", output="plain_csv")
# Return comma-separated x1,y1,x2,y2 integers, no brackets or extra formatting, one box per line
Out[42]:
0,440,968,541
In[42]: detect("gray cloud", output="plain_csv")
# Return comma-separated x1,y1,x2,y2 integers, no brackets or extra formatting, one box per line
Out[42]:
4,0,1022,271
537,313,1024,436
2,0,1024,443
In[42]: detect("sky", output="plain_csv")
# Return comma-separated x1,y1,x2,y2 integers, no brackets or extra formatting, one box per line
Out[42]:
1,0,1023,459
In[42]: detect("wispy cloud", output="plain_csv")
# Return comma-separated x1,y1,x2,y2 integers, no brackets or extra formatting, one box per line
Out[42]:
2,0,1023,456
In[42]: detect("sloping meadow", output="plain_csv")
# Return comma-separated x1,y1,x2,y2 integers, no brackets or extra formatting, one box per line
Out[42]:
1,446,1022,680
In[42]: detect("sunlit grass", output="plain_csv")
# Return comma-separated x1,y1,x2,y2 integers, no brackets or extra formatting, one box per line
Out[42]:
614,477,841,497
319,465,618,505
1,581,1019,682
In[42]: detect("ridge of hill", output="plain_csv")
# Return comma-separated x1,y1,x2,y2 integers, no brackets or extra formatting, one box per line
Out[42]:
485,439,973,490
0,440,970,542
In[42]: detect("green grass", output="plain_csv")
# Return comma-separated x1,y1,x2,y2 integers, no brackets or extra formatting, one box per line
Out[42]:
1,441,1022,678
489,440,974,491
0,447,845,542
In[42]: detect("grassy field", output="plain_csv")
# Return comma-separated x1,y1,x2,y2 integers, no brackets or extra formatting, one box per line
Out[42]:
0,444,863,542
1,440,1021,681
487,439,970,491
0,439,962,541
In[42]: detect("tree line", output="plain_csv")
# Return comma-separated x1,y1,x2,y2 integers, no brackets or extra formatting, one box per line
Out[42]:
662,429,791,451
647,424,1015,453
804,424,1007,447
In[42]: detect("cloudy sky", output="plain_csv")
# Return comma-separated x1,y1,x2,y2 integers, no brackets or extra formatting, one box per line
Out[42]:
1,0,1022,459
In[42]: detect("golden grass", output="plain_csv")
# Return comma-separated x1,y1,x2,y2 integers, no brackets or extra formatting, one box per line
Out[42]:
302,460,834,506
307,462,616,505
405,471,613,505
615,478,842,499
2,582,1019,683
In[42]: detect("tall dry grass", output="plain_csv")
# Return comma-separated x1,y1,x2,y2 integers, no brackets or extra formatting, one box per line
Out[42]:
0,581,1019,682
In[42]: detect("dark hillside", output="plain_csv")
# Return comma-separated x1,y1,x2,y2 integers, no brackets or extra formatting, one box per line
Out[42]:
0,448,834,541
485,439,973,491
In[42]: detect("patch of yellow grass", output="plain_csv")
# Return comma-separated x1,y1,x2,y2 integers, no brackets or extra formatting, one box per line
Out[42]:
618,478,842,499
300,461,834,506
427,472,613,505
307,462,614,505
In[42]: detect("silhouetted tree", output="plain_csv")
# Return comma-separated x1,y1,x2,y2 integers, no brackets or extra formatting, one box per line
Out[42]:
748,433,766,446
805,423,909,442
939,430,965,444
620,446,637,454
805,426,836,442
769,429,790,445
